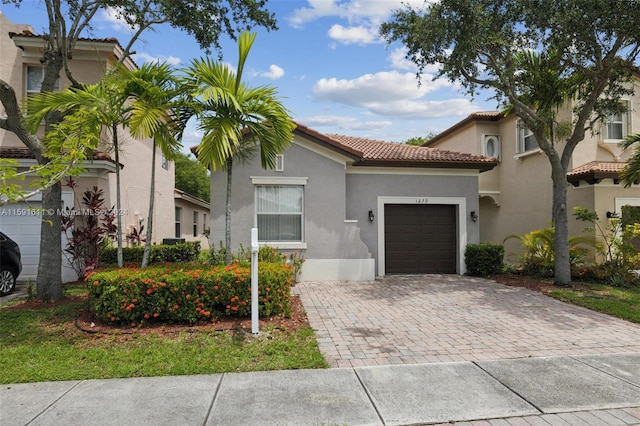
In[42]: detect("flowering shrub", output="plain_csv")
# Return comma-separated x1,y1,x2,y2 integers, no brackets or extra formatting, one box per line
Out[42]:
86,262,292,325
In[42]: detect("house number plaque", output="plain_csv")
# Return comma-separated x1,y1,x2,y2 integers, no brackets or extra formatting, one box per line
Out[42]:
416,198,428,204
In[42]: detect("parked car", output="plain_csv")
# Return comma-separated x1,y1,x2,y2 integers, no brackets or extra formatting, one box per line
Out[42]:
0,231,22,296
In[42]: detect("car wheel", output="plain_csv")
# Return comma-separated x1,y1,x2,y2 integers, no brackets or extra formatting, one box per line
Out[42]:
0,267,16,296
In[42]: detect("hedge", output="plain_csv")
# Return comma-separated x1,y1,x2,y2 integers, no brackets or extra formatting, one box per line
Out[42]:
98,242,200,265
86,262,292,325
465,243,504,277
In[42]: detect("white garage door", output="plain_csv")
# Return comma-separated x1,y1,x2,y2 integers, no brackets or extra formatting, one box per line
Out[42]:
0,192,76,282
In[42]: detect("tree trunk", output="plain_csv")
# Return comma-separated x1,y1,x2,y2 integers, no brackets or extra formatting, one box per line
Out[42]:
114,126,124,267
551,164,572,286
225,156,233,265
36,181,63,301
141,142,156,268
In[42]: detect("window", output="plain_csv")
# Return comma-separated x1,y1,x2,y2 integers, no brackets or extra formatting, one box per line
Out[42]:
602,101,631,142
275,154,284,172
256,185,303,242
203,213,208,235
161,154,168,170
517,120,539,154
175,207,182,238
193,211,198,237
26,66,59,96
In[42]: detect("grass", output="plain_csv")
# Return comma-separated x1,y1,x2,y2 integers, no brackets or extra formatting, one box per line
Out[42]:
548,282,640,323
0,285,329,384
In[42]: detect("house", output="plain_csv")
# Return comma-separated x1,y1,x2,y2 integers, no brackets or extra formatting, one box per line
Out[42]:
424,76,640,262
0,13,177,281
207,122,497,281
173,188,210,248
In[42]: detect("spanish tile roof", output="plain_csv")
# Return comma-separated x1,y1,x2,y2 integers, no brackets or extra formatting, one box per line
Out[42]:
326,133,497,171
426,111,505,146
9,29,122,48
191,121,498,172
0,146,116,163
566,161,628,186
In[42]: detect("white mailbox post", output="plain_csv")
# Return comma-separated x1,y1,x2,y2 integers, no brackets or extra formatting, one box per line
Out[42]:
251,228,259,334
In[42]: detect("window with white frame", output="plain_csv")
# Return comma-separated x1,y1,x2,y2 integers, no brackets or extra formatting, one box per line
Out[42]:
26,66,59,96
161,154,168,170
602,101,631,142
175,207,182,238
193,211,198,237
255,185,303,242
275,154,284,172
517,120,539,154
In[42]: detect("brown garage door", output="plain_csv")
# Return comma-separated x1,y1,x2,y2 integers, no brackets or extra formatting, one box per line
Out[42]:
385,204,457,274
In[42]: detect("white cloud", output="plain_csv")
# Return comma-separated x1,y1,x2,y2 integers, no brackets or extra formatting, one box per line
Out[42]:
366,98,477,120
261,64,285,79
327,24,377,45
100,7,138,33
313,71,451,105
288,0,434,45
133,52,181,66
299,115,392,131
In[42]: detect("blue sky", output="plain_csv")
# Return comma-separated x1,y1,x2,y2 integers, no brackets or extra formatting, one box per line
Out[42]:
2,0,499,151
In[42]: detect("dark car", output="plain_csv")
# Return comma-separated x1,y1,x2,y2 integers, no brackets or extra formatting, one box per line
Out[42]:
0,231,22,296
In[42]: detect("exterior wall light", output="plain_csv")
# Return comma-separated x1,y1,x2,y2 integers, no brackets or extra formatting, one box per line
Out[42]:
470,211,478,222
606,211,619,219
368,210,375,222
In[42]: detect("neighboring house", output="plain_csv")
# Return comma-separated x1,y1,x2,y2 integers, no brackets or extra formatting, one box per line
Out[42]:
0,13,175,281
425,76,640,262
207,122,497,281
173,188,210,248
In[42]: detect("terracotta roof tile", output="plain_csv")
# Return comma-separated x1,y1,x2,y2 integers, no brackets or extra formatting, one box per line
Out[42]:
567,161,627,186
0,147,115,163
326,133,498,170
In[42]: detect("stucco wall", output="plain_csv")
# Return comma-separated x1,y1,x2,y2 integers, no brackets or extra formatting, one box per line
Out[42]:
209,137,356,259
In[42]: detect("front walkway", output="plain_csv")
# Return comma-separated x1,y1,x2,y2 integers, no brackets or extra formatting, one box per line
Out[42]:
293,275,640,368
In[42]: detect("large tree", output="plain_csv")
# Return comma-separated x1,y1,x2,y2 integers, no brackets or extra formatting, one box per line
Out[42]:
0,0,277,300
175,152,210,201
182,31,295,265
381,0,640,286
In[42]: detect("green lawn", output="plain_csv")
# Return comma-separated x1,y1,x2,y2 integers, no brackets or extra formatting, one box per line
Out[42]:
548,282,640,324
0,285,328,384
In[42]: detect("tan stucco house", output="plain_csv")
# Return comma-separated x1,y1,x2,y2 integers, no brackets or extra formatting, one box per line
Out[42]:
425,77,640,262
0,13,179,281
174,189,210,248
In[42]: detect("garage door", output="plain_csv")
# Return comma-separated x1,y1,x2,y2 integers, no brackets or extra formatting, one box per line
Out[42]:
385,204,457,274
0,193,75,282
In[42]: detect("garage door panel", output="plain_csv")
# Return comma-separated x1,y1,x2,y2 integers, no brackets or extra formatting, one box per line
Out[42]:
385,204,457,274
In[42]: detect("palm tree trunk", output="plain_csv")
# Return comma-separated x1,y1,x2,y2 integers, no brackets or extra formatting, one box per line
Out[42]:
225,156,233,265
142,141,156,268
114,125,123,268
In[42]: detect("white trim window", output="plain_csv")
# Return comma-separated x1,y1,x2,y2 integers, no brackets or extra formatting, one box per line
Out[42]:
192,211,198,237
26,66,59,96
175,207,182,238
517,120,539,154
255,185,303,242
602,101,631,142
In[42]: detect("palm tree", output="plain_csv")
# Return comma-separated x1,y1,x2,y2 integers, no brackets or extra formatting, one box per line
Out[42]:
115,62,183,268
25,72,132,268
620,133,640,187
182,31,295,265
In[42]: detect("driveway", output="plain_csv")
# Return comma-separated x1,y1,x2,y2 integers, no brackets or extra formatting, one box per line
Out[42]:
293,275,640,368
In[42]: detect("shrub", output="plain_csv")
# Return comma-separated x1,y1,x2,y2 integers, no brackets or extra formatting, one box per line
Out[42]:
505,227,597,277
208,244,305,282
86,262,292,325
98,242,200,266
465,243,504,276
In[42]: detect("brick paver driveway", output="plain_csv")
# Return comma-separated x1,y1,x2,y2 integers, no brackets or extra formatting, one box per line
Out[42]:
293,275,640,368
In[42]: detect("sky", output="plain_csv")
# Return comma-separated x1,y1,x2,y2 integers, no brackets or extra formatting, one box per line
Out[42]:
1,0,499,152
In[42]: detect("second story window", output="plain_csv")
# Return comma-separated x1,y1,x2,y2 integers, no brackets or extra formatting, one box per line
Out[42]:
161,154,168,170
517,120,539,154
26,66,59,96
602,101,631,142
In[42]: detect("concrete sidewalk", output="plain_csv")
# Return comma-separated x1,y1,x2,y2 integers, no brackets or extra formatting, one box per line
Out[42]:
2,353,640,426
